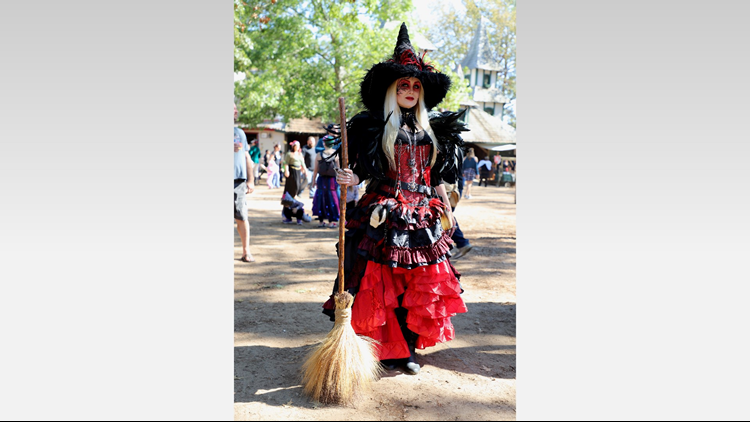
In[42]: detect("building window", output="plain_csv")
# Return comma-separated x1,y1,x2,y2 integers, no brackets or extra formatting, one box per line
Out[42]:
484,106,494,116
483,73,491,88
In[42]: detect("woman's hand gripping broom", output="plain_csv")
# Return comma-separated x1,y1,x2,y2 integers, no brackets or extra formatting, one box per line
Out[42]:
301,97,382,405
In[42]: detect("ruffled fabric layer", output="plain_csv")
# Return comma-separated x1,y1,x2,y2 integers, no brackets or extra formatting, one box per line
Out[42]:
358,230,454,266
348,260,467,360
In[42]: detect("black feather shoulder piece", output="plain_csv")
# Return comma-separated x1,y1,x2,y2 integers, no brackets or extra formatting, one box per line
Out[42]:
429,108,469,185
343,111,390,181
323,111,390,181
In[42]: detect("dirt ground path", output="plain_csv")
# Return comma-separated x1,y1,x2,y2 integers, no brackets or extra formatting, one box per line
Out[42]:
234,179,516,421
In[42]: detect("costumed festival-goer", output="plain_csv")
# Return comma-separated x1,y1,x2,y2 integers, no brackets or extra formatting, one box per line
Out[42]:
311,135,341,228
322,23,469,375
281,140,309,223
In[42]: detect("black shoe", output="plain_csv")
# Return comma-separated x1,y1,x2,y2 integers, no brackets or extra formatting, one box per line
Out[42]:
394,303,421,375
452,244,473,260
384,358,419,375
403,346,420,375
403,333,420,375
380,359,399,370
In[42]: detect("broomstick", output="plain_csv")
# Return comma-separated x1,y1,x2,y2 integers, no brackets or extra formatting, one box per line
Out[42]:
301,97,382,405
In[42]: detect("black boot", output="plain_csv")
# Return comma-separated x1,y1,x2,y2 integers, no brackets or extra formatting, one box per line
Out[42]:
395,301,420,375
403,331,420,375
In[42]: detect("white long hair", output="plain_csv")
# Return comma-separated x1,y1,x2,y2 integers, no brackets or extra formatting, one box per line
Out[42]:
382,80,438,171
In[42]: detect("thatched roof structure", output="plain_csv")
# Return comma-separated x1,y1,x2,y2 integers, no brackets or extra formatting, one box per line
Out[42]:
459,102,516,145
285,118,327,135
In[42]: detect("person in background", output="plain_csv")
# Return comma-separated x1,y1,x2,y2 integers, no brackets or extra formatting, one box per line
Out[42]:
266,153,279,189
501,160,515,186
273,143,284,185
248,139,261,185
302,136,318,198
317,125,343,198
257,149,269,181
346,181,364,208
233,103,255,263
281,192,312,225
281,140,308,223
316,124,341,154
462,148,478,199
282,140,308,199
494,158,503,187
451,223,472,259
311,136,341,228
446,177,473,260
477,156,492,187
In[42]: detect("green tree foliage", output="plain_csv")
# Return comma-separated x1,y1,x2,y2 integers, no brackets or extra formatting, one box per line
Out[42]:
419,0,516,127
234,0,416,127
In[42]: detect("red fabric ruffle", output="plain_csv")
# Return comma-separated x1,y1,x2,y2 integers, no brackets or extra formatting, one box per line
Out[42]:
357,231,454,266
349,260,467,360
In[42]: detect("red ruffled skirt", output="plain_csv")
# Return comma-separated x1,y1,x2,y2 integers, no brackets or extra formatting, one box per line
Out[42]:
349,260,468,360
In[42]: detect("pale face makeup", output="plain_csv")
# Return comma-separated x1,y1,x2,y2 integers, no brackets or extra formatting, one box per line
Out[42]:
396,77,421,109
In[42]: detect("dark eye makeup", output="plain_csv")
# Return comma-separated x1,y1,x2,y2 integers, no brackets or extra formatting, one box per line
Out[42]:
398,80,421,92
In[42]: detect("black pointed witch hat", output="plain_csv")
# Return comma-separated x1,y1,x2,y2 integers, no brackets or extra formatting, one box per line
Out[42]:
360,23,451,114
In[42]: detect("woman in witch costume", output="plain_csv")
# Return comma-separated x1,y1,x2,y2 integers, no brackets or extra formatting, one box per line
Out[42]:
322,23,469,375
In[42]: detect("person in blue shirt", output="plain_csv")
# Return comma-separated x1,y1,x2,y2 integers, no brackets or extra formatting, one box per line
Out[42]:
234,103,255,263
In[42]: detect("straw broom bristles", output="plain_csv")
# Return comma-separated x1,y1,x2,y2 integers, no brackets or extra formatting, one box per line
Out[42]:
301,291,382,404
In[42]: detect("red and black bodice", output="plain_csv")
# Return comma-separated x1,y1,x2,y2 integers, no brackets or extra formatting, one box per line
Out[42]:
344,127,455,269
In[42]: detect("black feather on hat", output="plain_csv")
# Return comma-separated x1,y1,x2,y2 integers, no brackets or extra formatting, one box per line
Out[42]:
360,23,451,114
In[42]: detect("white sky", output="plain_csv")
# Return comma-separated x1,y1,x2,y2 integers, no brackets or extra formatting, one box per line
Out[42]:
411,0,466,26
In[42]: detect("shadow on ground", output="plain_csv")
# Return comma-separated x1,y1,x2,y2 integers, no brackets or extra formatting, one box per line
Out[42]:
234,302,515,405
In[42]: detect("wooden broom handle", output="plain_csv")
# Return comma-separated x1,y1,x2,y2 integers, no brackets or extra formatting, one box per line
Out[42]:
337,97,348,295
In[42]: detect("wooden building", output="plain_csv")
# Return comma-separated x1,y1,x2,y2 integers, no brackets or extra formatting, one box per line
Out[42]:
238,117,329,155
459,16,508,118
456,17,515,162
284,117,327,146
458,100,516,160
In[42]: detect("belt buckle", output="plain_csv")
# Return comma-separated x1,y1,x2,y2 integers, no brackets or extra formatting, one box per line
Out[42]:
407,181,418,192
